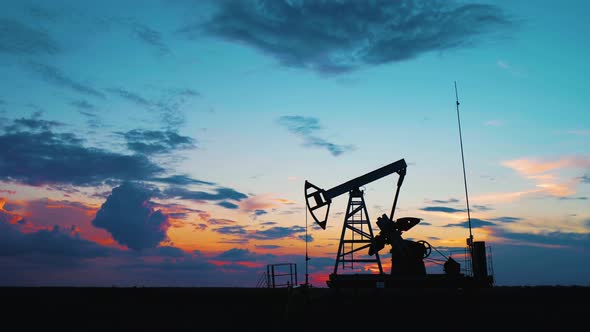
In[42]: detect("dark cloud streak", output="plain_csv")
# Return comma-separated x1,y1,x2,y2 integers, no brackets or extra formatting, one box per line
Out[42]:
149,175,215,186
107,87,151,106
8,117,63,132
493,228,589,248
0,18,59,55
277,115,353,156
217,201,239,209
27,62,106,99
164,187,248,202
133,23,170,54
249,226,305,240
0,128,163,186
444,218,495,228
421,206,465,213
70,100,95,110
431,198,460,204
214,225,247,235
196,0,514,74
490,216,522,223
120,129,195,155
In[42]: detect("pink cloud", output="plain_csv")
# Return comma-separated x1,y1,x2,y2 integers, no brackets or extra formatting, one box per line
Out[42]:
502,156,590,176
500,155,590,198
239,194,297,211
13,198,118,247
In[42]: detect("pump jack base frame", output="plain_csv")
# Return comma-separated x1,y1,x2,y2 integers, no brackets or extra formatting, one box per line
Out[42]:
327,273,494,289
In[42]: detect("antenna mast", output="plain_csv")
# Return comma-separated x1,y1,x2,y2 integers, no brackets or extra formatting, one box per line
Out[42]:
305,205,310,287
454,81,474,247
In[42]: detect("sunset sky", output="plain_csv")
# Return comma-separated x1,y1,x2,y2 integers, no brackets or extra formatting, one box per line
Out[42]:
1,0,588,287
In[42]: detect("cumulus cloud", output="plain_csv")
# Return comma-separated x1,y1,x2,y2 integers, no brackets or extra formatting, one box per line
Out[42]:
193,0,513,74
277,115,354,156
92,183,170,250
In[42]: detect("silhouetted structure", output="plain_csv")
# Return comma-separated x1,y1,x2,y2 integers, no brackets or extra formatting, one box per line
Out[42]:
258,263,298,288
305,158,494,288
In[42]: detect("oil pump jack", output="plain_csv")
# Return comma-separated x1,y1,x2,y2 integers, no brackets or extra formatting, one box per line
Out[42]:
305,158,493,288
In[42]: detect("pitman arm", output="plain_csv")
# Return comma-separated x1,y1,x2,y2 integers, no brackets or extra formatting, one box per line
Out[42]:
305,159,407,229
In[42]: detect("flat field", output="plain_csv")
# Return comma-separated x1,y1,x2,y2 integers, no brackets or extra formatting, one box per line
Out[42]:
3,286,588,330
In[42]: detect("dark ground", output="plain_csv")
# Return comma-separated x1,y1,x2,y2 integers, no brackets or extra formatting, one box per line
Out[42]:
3,286,589,330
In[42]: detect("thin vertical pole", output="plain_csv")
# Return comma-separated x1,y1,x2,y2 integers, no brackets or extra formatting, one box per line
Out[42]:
455,81,474,246
305,205,309,286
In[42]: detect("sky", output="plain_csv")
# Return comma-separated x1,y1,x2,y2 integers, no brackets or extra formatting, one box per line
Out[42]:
0,0,588,287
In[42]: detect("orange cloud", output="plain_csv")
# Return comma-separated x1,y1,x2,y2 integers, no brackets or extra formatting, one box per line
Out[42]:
502,156,590,176
275,198,297,205
0,197,25,224
500,155,590,198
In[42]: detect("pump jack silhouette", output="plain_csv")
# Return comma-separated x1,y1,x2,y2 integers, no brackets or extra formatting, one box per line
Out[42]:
303,83,493,288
